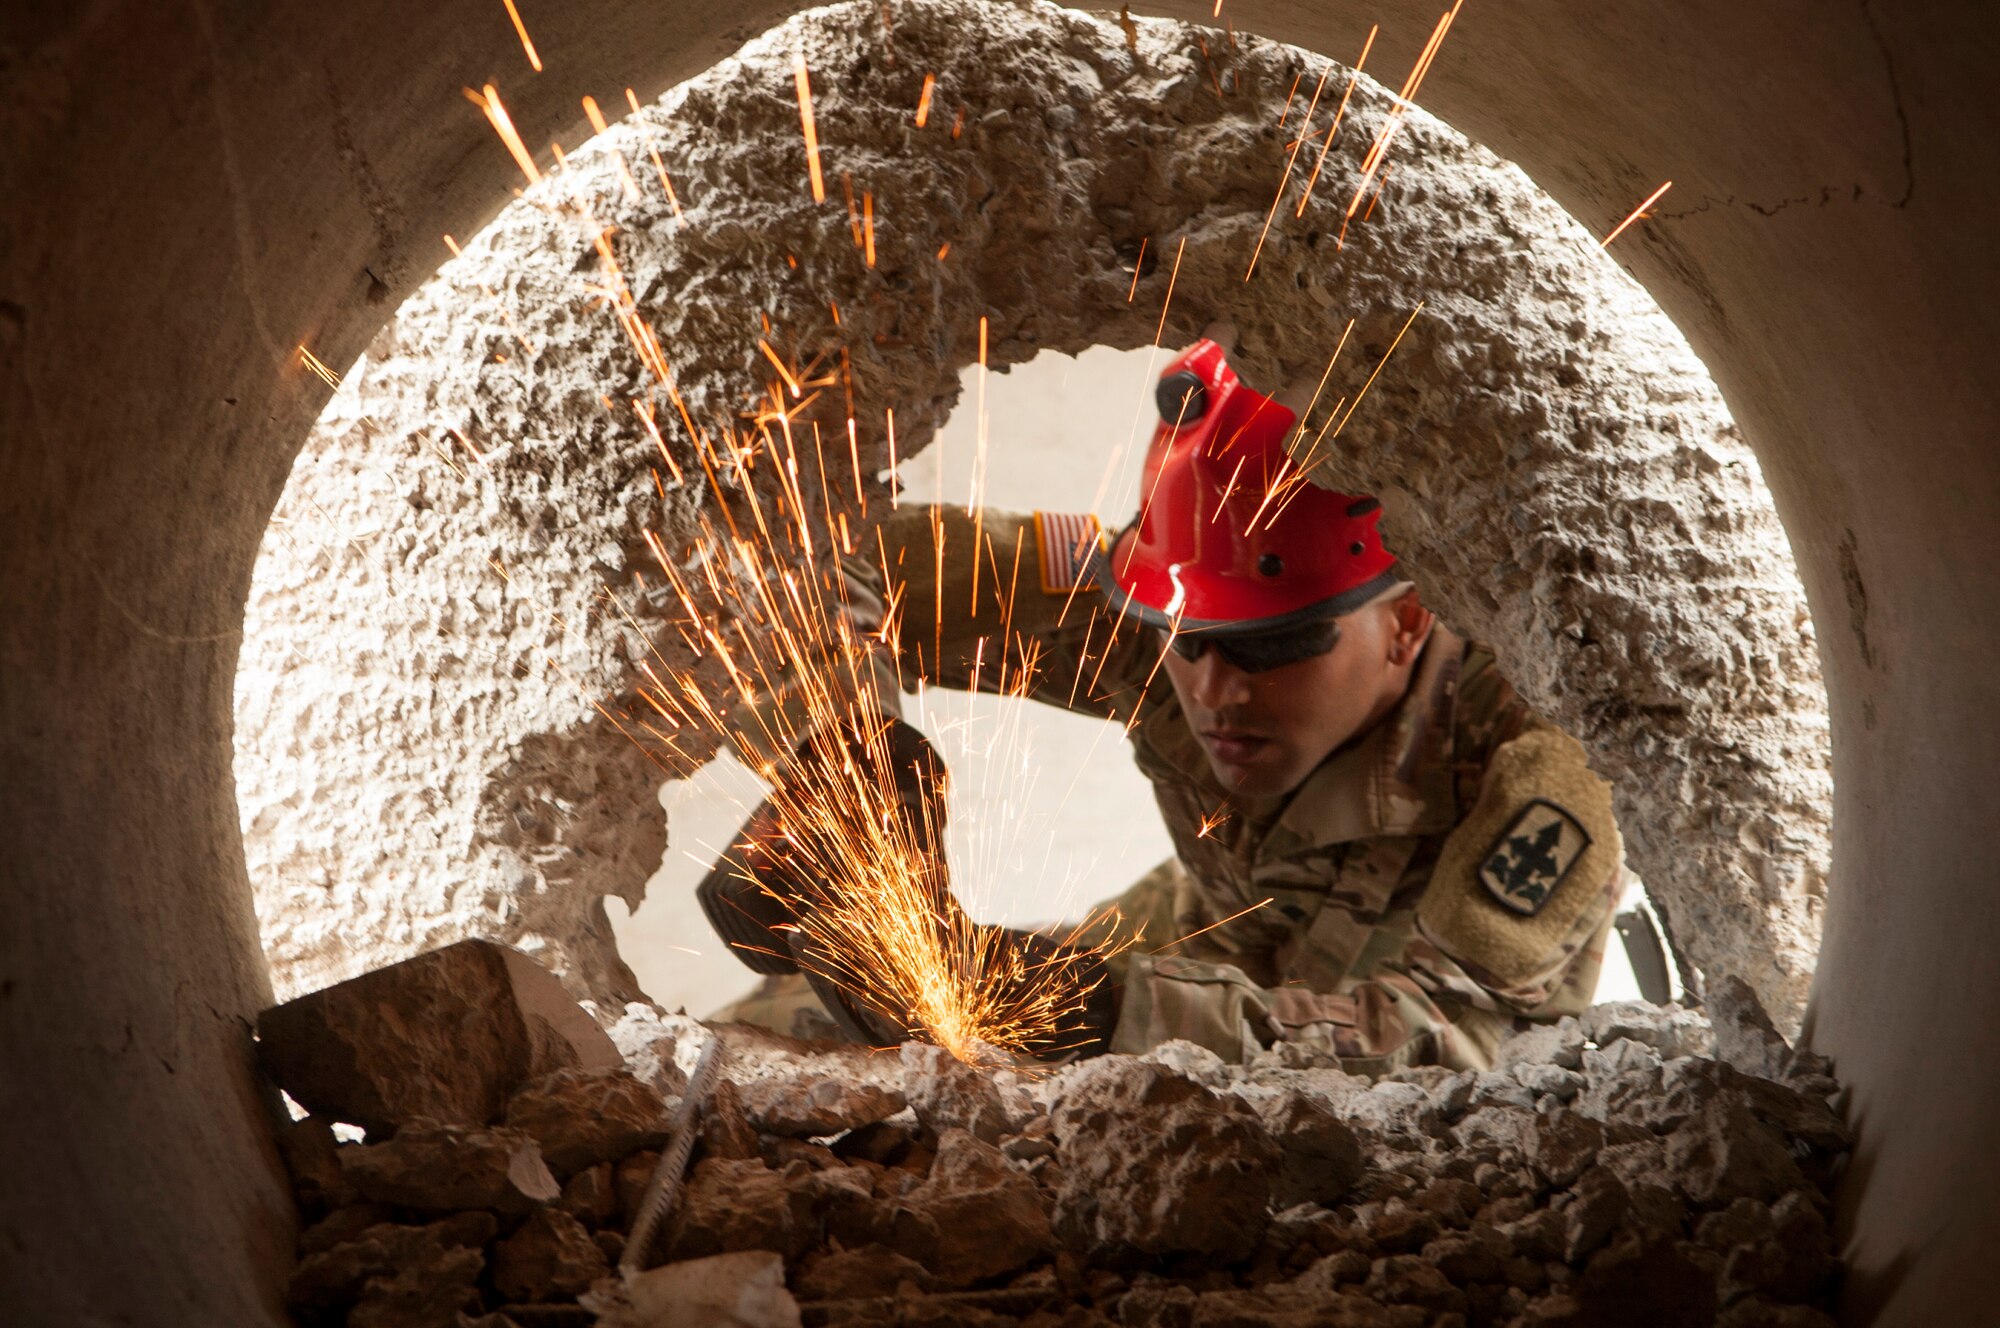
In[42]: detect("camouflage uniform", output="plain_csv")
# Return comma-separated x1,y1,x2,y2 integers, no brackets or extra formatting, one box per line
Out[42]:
714,504,1623,1072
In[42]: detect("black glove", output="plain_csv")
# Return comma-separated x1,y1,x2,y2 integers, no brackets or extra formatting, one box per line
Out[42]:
995,928,1119,1062
696,717,950,977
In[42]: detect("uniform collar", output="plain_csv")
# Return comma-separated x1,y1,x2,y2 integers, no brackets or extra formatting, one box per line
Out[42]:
1264,625,1468,848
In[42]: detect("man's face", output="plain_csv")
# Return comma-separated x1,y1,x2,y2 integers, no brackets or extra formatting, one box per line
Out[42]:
1158,597,1426,798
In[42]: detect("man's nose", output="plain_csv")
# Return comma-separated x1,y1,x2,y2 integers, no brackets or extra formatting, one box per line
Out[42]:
1189,648,1254,710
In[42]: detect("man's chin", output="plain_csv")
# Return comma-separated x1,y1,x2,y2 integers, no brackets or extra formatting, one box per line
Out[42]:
1206,753,1300,799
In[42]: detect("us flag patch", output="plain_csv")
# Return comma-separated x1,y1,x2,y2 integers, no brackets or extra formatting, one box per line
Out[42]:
1034,511,1104,596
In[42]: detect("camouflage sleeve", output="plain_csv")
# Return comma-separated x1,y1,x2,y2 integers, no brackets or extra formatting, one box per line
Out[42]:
868,503,1155,723
720,536,906,774
1413,725,1625,1015
725,503,1155,769
1110,950,1519,1073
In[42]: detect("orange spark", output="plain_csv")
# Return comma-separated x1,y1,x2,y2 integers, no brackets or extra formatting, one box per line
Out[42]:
1600,180,1674,248
793,51,827,202
1156,898,1275,953
1346,1,1463,220
500,0,542,72
1296,24,1377,216
1246,63,1332,280
757,338,803,399
936,241,952,261
466,83,542,185
298,345,341,388
1277,71,1303,127
447,427,485,464
915,72,937,127
863,190,876,267
624,89,687,225
581,96,642,201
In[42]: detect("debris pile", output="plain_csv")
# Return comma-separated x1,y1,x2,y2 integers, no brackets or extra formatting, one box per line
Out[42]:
263,944,1848,1327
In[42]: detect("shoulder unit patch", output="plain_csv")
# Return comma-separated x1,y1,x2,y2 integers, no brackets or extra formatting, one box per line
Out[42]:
1478,798,1592,916
1033,510,1105,596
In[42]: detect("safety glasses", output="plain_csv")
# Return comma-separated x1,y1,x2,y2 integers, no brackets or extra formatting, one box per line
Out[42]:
1164,617,1341,674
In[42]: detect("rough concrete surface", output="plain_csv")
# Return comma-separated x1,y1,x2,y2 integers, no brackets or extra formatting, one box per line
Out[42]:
259,942,1849,1326
235,0,1830,1028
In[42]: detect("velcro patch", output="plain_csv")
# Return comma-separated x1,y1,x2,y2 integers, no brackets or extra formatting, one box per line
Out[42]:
1034,511,1104,596
1478,799,1591,916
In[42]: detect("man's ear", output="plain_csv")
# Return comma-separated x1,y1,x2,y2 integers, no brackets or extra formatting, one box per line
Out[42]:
1387,589,1434,666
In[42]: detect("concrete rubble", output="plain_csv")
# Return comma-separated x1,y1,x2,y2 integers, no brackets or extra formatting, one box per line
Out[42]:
261,945,1850,1326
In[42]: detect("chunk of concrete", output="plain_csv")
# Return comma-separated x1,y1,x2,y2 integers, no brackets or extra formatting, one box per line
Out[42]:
258,939,619,1135
738,1076,908,1137
889,1128,1054,1288
341,1123,560,1214
900,1042,1019,1143
1254,1090,1365,1208
1709,976,1795,1081
492,1207,610,1303
504,1067,669,1175
1051,1058,1280,1262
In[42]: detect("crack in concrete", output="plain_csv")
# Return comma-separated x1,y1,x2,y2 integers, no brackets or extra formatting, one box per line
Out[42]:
1659,0,1914,222
1857,0,1918,208
321,60,407,289
184,0,285,363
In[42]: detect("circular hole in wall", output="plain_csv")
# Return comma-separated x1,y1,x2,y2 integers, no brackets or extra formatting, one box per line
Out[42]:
234,0,1831,1035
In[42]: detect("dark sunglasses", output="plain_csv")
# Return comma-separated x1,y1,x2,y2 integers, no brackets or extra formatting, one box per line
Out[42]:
1164,617,1342,673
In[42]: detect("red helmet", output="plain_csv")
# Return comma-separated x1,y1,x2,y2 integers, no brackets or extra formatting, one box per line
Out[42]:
1093,339,1401,633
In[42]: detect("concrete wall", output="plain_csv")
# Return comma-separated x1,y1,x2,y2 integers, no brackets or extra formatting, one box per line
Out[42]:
2,2,1995,1326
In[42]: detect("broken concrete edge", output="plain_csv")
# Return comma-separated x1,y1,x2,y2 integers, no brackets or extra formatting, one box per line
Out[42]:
261,936,1848,1325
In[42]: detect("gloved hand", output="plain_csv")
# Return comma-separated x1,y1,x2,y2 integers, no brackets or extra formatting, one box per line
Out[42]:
696,717,950,977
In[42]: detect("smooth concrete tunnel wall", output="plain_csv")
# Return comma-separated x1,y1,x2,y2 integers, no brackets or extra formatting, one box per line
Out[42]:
1,2,1994,1324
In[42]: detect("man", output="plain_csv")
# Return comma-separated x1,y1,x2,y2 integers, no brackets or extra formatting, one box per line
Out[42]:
703,339,1624,1072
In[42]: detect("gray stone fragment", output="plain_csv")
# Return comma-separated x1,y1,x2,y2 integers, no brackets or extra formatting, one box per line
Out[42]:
1052,1057,1280,1262
738,1076,908,1137
258,939,619,1135
583,1250,801,1328
1494,1019,1586,1072
1710,976,1795,1081
1582,1037,1664,1080
1583,1001,1714,1060
504,1067,669,1174
900,1042,1015,1142
1428,1069,1478,1122
1451,1105,1538,1158
1468,1071,1538,1111
1514,1062,1585,1102
1666,1097,1807,1207
1345,1080,1444,1136
1255,1090,1366,1208
1140,1038,1231,1087
341,1124,560,1214
602,1002,693,1098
